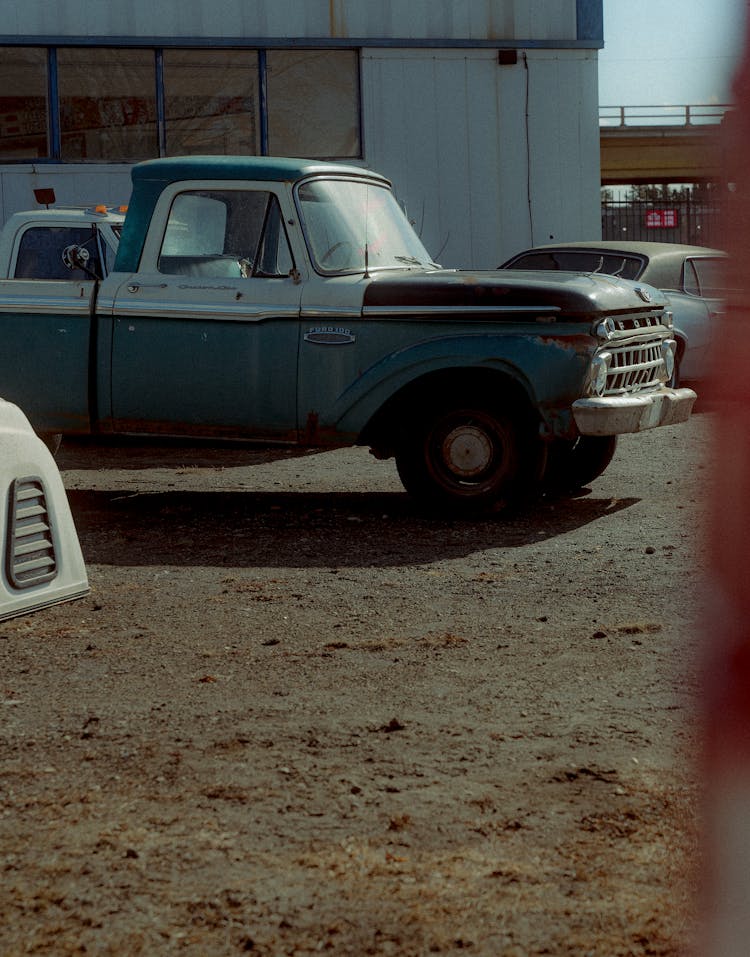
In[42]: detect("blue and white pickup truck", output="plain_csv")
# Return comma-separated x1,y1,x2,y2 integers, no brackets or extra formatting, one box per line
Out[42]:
0,156,696,512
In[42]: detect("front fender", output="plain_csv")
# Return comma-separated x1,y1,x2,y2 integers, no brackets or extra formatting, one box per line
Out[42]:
319,330,593,439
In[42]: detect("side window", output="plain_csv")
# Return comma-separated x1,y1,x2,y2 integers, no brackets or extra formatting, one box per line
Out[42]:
683,260,701,296
255,195,294,277
685,258,726,298
158,189,293,278
14,225,103,280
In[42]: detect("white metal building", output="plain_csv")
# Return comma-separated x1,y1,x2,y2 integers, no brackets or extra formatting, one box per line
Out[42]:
0,0,604,267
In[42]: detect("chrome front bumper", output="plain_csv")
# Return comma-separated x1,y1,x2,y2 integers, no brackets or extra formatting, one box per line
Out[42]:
572,387,697,436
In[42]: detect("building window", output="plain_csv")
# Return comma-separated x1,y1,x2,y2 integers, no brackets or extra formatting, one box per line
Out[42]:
0,47,49,159
0,46,360,164
163,50,260,156
267,50,360,158
58,48,158,161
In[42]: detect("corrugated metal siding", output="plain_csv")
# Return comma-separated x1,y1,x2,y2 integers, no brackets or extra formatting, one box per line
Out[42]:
4,0,579,42
362,51,496,267
362,48,600,268
524,50,601,250
0,165,133,225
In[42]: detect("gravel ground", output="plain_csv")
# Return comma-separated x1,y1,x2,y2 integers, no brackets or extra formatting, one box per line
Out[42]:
0,411,711,955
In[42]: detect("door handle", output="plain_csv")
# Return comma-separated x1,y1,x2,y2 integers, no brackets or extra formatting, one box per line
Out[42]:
127,283,168,293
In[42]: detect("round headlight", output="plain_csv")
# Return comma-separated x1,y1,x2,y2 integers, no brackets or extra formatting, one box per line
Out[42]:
661,339,676,382
590,353,610,396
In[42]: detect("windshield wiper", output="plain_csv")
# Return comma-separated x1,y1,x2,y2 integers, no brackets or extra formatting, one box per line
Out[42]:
393,255,440,268
394,255,424,265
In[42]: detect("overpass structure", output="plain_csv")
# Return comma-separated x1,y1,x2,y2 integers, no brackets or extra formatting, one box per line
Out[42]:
599,105,732,185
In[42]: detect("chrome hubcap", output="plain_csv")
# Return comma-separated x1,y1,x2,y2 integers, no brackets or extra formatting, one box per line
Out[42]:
442,425,493,478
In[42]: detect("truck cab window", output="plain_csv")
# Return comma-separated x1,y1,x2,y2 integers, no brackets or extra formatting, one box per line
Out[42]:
158,189,293,278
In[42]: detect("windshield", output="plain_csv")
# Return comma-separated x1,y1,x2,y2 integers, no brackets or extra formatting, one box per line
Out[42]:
296,177,437,274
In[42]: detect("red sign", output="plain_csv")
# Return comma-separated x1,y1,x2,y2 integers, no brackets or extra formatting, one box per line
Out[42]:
645,208,679,229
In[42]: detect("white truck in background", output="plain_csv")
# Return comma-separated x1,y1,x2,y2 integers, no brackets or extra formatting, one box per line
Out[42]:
0,199,124,281
0,193,97,619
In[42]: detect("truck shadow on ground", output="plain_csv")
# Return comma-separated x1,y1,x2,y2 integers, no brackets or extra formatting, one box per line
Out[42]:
67,489,640,569
57,440,323,471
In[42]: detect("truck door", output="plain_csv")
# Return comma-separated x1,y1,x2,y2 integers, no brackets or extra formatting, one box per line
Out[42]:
0,224,103,434
108,187,302,439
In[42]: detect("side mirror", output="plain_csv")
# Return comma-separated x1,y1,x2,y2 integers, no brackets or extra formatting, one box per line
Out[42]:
62,243,91,272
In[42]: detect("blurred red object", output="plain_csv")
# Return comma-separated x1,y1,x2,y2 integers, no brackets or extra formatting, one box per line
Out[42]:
702,9,750,956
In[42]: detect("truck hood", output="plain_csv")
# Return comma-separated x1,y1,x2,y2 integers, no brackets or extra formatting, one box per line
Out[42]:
363,268,667,317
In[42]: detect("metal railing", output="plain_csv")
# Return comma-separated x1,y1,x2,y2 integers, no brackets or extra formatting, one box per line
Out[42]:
601,197,728,247
600,104,733,128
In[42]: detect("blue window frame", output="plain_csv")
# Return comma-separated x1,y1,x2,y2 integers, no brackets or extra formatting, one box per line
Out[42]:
0,45,362,163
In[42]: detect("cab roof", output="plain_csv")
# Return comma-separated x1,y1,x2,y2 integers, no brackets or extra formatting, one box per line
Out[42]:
131,155,386,187
117,155,390,273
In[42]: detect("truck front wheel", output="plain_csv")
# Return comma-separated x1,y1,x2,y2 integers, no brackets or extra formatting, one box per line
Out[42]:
395,404,533,512
543,435,618,494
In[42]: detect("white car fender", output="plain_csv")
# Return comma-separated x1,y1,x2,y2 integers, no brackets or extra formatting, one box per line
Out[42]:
0,398,88,621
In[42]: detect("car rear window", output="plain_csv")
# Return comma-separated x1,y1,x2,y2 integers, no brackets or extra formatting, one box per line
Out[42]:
505,250,644,280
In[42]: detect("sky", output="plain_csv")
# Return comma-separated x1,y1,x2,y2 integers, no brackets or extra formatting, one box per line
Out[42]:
598,0,747,107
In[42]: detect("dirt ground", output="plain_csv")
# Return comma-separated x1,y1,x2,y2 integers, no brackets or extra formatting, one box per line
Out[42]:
0,411,711,956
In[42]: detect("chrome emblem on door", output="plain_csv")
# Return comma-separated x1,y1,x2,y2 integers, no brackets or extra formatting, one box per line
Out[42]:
304,327,356,345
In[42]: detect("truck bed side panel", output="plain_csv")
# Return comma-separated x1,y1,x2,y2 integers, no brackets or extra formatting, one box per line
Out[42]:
0,280,95,434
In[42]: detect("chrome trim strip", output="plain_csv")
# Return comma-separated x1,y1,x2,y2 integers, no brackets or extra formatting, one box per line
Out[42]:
362,305,563,317
301,307,362,319
0,297,92,316
111,301,300,322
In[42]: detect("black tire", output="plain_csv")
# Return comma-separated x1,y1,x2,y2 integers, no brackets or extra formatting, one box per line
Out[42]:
395,403,542,513
543,435,618,494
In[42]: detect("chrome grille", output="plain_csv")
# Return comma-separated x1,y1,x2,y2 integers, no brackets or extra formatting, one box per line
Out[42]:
6,477,58,589
605,334,665,395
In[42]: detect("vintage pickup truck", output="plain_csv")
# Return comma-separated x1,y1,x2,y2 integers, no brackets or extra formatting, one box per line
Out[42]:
0,156,696,511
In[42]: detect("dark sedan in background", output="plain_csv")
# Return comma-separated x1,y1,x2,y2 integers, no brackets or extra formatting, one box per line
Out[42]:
500,241,727,387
